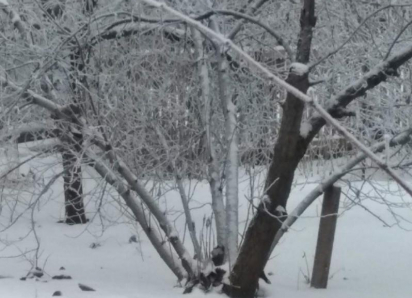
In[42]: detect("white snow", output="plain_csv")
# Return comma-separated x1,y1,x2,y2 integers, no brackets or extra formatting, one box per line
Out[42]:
262,194,271,204
168,229,178,239
2,152,412,298
201,260,214,276
290,62,309,76
0,0,9,6
300,121,312,138
274,45,286,55
276,205,286,214
11,13,21,23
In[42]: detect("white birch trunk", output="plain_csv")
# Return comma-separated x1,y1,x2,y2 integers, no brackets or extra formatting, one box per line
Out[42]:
215,39,239,269
176,176,202,260
191,28,227,249
103,153,196,277
87,151,186,280
208,16,239,268
155,125,203,262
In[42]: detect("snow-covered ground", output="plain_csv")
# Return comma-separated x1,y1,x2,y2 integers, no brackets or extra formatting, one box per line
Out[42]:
1,150,412,298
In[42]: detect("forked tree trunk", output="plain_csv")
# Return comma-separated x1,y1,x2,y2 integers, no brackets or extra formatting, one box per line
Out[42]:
223,1,316,297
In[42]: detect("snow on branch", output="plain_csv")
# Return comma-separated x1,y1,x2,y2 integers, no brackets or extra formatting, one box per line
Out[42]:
211,9,293,59
94,22,185,44
300,122,312,138
1,0,27,39
86,151,186,280
308,43,412,140
290,62,309,76
1,74,197,278
268,128,412,260
138,0,412,197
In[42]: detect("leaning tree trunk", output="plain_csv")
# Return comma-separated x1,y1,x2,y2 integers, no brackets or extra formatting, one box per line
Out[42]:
223,1,316,297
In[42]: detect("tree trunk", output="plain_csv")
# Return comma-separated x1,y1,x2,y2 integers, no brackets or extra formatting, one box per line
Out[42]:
61,0,98,224
192,28,227,248
217,50,239,269
210,16,240,268
62,127,87,224
223,1,316,297
89,152,186,280
223,72,310,298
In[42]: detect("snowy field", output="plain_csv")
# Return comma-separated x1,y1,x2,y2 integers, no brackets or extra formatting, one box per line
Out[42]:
1,149,412,298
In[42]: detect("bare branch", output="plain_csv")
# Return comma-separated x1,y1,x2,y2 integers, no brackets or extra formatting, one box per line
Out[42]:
138,0,412,197
269,128,412,259
309,4,412,70
86,152,186,280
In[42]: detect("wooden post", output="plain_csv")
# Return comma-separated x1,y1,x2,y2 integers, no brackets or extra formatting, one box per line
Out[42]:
311,185,341,289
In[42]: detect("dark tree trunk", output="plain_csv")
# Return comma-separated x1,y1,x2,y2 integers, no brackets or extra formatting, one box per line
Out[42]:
63,147,86,224
59,104,87,225
60,0,98,224
223,1,316,297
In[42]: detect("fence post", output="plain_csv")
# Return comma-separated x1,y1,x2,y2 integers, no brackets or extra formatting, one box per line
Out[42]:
311,185,341,289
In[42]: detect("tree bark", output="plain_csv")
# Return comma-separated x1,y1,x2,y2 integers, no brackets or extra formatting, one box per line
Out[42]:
218,50,239,269
62,147,86,224
223,1,316,297
88,152,186,280
61,0,98,224
61,111,87,224
192,28,227,248
268,128,412,257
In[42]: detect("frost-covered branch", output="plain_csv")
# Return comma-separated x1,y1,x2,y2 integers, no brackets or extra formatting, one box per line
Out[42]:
94,22,185,44
309,4,412,70
175,175,202,261
154,125,202,262
211,9,293,59
86,151,186,280
138,0,412,201
1,0,28,40
307,45,412,141
226,0,272,40
0,74,196,278
268,128,412,259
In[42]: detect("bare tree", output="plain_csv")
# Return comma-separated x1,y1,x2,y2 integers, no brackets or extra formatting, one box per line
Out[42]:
2,0,412,296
